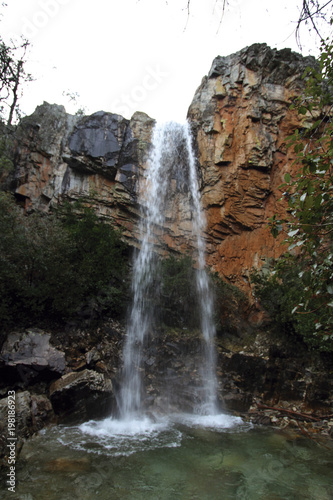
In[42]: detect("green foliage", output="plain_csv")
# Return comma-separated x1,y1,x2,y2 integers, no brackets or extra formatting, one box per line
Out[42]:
210,272,248,335
59,201,129,316
251,260,333,351
0,195,129,327
0,122,14,179
267,32,333,350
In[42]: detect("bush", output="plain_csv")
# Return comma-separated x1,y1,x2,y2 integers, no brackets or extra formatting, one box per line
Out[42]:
251,258,333,352
267,36,333,352
0,195,129,327
210,272,248,336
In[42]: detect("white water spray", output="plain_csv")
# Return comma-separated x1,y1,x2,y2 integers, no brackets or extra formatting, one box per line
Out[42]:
119,121,218,419
185,125,218,415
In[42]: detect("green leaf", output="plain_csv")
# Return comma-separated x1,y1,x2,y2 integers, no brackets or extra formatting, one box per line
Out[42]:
314,194,322,209
284,172,291,183
305,195,313,209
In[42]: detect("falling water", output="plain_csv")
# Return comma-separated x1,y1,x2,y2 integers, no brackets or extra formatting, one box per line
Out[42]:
185,126,219,415
119,121,218,419
118,122,173,419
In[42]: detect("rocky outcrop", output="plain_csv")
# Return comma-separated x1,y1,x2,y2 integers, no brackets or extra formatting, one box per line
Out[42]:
187,43,317,292
0,391,55,469
0,321,124,467
0,329,66,390
10,103,155,246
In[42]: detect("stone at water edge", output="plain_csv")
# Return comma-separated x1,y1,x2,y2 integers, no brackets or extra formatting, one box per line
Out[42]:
49,369,114,423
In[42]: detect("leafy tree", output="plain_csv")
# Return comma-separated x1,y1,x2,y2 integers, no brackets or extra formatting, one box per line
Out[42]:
0,194,78,324
251,261,333,350
0,196,129,327
0,121,13,177
58,201,129,320
265,31,333,350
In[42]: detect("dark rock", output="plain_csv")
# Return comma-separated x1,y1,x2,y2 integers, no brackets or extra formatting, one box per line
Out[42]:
222,392,253,412
67,111,131,179
208,43,317,86
31,394,55,430
49,369,113,423
0,329,66,386
0,390,55,469
250,414,272,426
221,353,267,393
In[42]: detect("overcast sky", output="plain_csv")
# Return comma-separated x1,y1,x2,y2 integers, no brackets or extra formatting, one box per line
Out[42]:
1,0,326,123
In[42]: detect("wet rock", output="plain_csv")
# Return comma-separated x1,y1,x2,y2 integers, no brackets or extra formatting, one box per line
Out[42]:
49,369,113,423
45,457,90,472
0,390,55,469
31,394,55,430
0,329,66,386
222,392,253,412
86,348,101,366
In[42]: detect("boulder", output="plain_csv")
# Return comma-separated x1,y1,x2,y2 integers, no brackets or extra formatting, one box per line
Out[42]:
0,329,66,386
66,111,133,179
49,369,113,423
0,391,55,469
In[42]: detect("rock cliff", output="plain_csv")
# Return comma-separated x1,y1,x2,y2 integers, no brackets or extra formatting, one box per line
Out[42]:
9,103,155,247
5,43,317,297
188,43,316,292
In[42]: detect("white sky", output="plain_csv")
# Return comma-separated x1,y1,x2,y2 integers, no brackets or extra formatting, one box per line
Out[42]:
0,0,326,123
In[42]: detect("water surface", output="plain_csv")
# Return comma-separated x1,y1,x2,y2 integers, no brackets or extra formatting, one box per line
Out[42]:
3,414,333,499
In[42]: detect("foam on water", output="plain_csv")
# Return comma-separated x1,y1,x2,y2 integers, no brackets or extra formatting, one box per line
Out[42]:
58,416,182,456
174,412,246,430
61,412,247,457
79,415,169,438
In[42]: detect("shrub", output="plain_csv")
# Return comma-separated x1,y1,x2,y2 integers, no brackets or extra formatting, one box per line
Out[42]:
251,258,333,352
0,195,129,327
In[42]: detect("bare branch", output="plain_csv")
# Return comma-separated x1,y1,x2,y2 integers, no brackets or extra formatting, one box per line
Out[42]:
296,0,333,48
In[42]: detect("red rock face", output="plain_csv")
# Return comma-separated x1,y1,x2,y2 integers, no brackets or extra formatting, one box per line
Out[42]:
187,44,315,295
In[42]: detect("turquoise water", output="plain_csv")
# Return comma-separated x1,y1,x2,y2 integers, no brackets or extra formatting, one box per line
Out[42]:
3,414,333,499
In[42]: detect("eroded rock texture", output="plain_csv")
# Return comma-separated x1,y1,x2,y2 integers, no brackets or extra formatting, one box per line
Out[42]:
187,43,316,292
10,103,155,246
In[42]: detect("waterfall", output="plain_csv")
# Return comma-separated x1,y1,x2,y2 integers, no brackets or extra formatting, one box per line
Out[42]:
119,121,218,420
185,127,218,415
